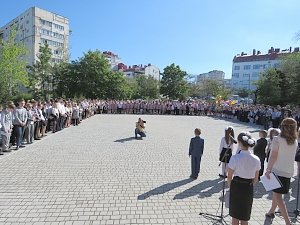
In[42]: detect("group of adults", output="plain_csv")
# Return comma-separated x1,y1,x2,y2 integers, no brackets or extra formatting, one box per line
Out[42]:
0,98,97,154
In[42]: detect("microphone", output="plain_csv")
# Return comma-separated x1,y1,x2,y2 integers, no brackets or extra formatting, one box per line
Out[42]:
229,135,237,144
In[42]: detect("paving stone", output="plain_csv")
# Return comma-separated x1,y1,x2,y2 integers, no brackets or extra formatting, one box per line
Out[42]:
0,115,298,224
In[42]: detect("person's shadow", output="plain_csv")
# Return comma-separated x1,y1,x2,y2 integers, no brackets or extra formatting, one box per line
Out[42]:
138,178,194,200
114,137,136,143
173,178,223,200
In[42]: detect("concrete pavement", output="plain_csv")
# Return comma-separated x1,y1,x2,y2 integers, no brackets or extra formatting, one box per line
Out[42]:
0,114,299,224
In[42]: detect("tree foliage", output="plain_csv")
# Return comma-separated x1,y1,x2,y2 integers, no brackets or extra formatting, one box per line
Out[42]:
28,43,53,99
256,68,282,105
160,63,188,100
189,79,231,100
134,75,159,99
256,53,300,106
52,50,128,99
0,26,28,102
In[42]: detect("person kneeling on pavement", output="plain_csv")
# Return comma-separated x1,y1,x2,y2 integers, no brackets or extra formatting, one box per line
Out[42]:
135,118,146,139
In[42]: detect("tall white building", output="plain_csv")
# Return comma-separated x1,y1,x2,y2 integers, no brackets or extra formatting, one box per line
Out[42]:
196,70,225,83
231,47,299,90
0,7,69,65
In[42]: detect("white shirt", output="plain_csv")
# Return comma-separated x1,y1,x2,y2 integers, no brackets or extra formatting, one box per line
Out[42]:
271,136,297,178
228,150,260,179
219,137,234,153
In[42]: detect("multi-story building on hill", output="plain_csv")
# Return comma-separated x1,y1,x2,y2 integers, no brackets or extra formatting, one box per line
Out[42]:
231,47,299,90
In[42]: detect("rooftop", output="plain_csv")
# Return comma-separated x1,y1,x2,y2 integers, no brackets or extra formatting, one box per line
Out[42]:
233,47,299,63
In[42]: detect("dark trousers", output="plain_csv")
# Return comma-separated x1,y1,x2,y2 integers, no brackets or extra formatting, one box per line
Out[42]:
135,128,146,138
72,118,79,126
191,156,201,177
34,121,40,139
15,125,25,147
259,158,265,177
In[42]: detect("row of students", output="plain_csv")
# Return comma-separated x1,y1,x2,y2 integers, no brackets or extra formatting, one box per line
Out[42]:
0,98,92,154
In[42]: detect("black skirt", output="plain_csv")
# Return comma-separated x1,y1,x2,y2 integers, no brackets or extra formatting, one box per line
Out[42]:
229,177,253,221
219,148,232,163
273,175,290,194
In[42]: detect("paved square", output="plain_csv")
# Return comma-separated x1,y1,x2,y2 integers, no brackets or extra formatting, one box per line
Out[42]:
0,115,298,224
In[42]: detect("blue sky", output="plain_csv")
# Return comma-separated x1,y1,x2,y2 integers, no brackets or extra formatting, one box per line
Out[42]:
1,0,299,78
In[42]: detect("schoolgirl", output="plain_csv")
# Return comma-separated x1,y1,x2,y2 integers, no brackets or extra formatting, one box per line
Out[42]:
227,132,260,225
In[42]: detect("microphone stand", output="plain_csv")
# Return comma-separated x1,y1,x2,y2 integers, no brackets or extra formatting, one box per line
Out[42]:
199,148,231,224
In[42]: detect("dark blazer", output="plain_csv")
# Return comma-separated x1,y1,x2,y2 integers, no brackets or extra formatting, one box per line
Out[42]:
189,136,204,157
253,138,267,159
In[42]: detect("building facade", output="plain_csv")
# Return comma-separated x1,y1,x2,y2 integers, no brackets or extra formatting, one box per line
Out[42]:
231,47,299,90
123,64,160,80
0,7,69,65
103,51,123,71
196,70,225,83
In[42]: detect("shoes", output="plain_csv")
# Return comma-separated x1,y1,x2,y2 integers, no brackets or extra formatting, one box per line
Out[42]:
15,146,19,150
35,138,41,140
0,152,3,155
219,174,227,178
19,145,26,148
265,213,275,219
3,149,11,152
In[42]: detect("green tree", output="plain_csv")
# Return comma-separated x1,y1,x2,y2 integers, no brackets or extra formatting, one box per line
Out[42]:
123,78,138,99
196,79,230,99
75,50,112,98
52,61,76,98
28,43,53,100
187,82,201,98
256,53,300,106
160,63,188,99
105,71,127,99
235,88,250,98
0,26,28,102
135,75,159,99
280,53,300,105
255,68,282,105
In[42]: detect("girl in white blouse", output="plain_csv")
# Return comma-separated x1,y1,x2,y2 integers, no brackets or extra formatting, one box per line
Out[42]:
227,132,260,225
219,126,236,177
265,118,298,225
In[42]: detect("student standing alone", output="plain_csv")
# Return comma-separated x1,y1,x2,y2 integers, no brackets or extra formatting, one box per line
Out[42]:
188,128,204,179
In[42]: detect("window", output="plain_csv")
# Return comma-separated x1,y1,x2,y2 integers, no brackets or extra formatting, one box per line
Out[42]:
273,63,280,68
234,66,240,70
252,72,259,77
244,65,251,70
40,19,52,27
253,65,260,69
41,38,64,48
54,23,64,30
233,73,239,78
243,73,250,77
53,49,62,55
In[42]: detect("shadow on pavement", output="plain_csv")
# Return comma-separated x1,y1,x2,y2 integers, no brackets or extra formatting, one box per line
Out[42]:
173,178,223,200
137,178,194,200
114,137,137,143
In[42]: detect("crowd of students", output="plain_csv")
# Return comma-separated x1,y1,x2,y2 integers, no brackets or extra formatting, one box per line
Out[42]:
0,98,96,154
97,99,300,130
1,98,299,154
